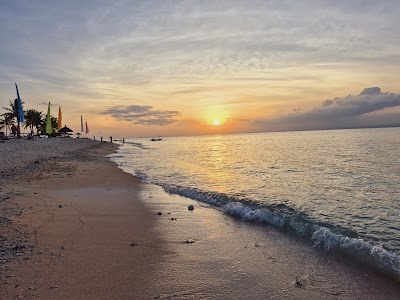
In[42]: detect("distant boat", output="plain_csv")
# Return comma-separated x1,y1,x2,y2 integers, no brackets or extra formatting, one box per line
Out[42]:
150,138,163,141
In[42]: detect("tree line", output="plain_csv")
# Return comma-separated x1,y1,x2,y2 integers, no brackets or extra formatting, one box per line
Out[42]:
0,98,58,137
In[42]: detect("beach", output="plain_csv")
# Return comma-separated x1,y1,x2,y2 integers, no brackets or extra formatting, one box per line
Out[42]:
0,138,399,299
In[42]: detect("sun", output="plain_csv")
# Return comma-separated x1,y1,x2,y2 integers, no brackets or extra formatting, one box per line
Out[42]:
213,119,220,126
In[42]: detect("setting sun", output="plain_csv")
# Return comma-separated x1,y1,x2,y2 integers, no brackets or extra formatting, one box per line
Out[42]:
213,119,220,126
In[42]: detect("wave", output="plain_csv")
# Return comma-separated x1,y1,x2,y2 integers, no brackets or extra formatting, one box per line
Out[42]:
123,141,148,149
162,184,400,281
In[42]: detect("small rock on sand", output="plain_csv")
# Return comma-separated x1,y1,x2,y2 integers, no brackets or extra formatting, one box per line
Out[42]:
294,279,305,288
49,285,59,289
188,205,194,211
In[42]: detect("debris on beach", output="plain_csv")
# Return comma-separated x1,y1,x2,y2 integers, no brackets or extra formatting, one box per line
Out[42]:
157,212,162,215
188,205,194,211
170,217,177,221
295,281,304,288
49,285,59,289
294,276,305,288
130,242,138,247
184,239,196,244
58,205,63,208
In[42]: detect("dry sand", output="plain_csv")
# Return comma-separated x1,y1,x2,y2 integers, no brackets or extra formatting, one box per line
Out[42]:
0,138,399,299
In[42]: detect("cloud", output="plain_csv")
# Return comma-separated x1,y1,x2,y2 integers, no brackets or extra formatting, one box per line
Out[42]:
38,102,60,107
254,87,400,131
100,105,180,126
360,87,382,96
293,87,400,120
1,1,400,138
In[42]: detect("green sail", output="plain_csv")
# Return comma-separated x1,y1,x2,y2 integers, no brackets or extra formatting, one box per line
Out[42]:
46,102,52,134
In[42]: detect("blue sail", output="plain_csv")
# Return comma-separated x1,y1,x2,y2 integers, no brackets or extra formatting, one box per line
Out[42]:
15,83,24,122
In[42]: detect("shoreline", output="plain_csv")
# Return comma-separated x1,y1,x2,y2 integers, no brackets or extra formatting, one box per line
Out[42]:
1,139,399,299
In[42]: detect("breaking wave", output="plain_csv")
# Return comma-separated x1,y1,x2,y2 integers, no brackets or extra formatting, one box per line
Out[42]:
162,184,400,280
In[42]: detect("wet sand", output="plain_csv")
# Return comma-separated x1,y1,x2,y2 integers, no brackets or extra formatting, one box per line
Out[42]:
0,139,399,299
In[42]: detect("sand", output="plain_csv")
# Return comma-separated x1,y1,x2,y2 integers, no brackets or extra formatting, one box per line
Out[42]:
0,138,399,299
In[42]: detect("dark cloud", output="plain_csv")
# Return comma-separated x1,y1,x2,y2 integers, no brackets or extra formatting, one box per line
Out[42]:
254,87,400,131
100,105,180,126
360,87,381,95
292,87,400,121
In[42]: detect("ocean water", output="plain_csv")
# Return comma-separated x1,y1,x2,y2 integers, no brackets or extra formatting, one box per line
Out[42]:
110,128,400,278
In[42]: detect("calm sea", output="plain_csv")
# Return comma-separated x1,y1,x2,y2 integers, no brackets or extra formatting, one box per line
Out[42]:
110,128,400,278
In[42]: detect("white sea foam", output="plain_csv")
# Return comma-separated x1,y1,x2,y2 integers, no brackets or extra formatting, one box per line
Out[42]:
224,202,286,228
162,184,400,279
312,227,400,279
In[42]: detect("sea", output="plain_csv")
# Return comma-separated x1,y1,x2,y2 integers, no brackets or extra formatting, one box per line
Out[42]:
110,128,400,279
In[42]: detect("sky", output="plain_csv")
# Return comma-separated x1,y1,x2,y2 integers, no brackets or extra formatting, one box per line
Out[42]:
1,0,400,137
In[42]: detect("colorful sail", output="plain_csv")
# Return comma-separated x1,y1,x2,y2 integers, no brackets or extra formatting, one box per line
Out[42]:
57,106,62,130
81,115,84,132
45,102,52,134
15,83,24,123
85,120,89,134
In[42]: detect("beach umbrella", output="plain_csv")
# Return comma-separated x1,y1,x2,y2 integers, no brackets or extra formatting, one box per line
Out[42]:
45,102,52,134
58,125,73,133
58,106,62,130
80,115,84,132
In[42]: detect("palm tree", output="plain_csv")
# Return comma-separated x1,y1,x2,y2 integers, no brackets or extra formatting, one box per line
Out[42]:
24,109,43,137
3,99,23,137
2,99,18,119
38,115,58,135
34,111,44,135
0,113,14,137
51,116,58,130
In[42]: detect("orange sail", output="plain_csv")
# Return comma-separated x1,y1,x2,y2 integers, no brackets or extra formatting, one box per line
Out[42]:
57,106,62,130
45,102,52,134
